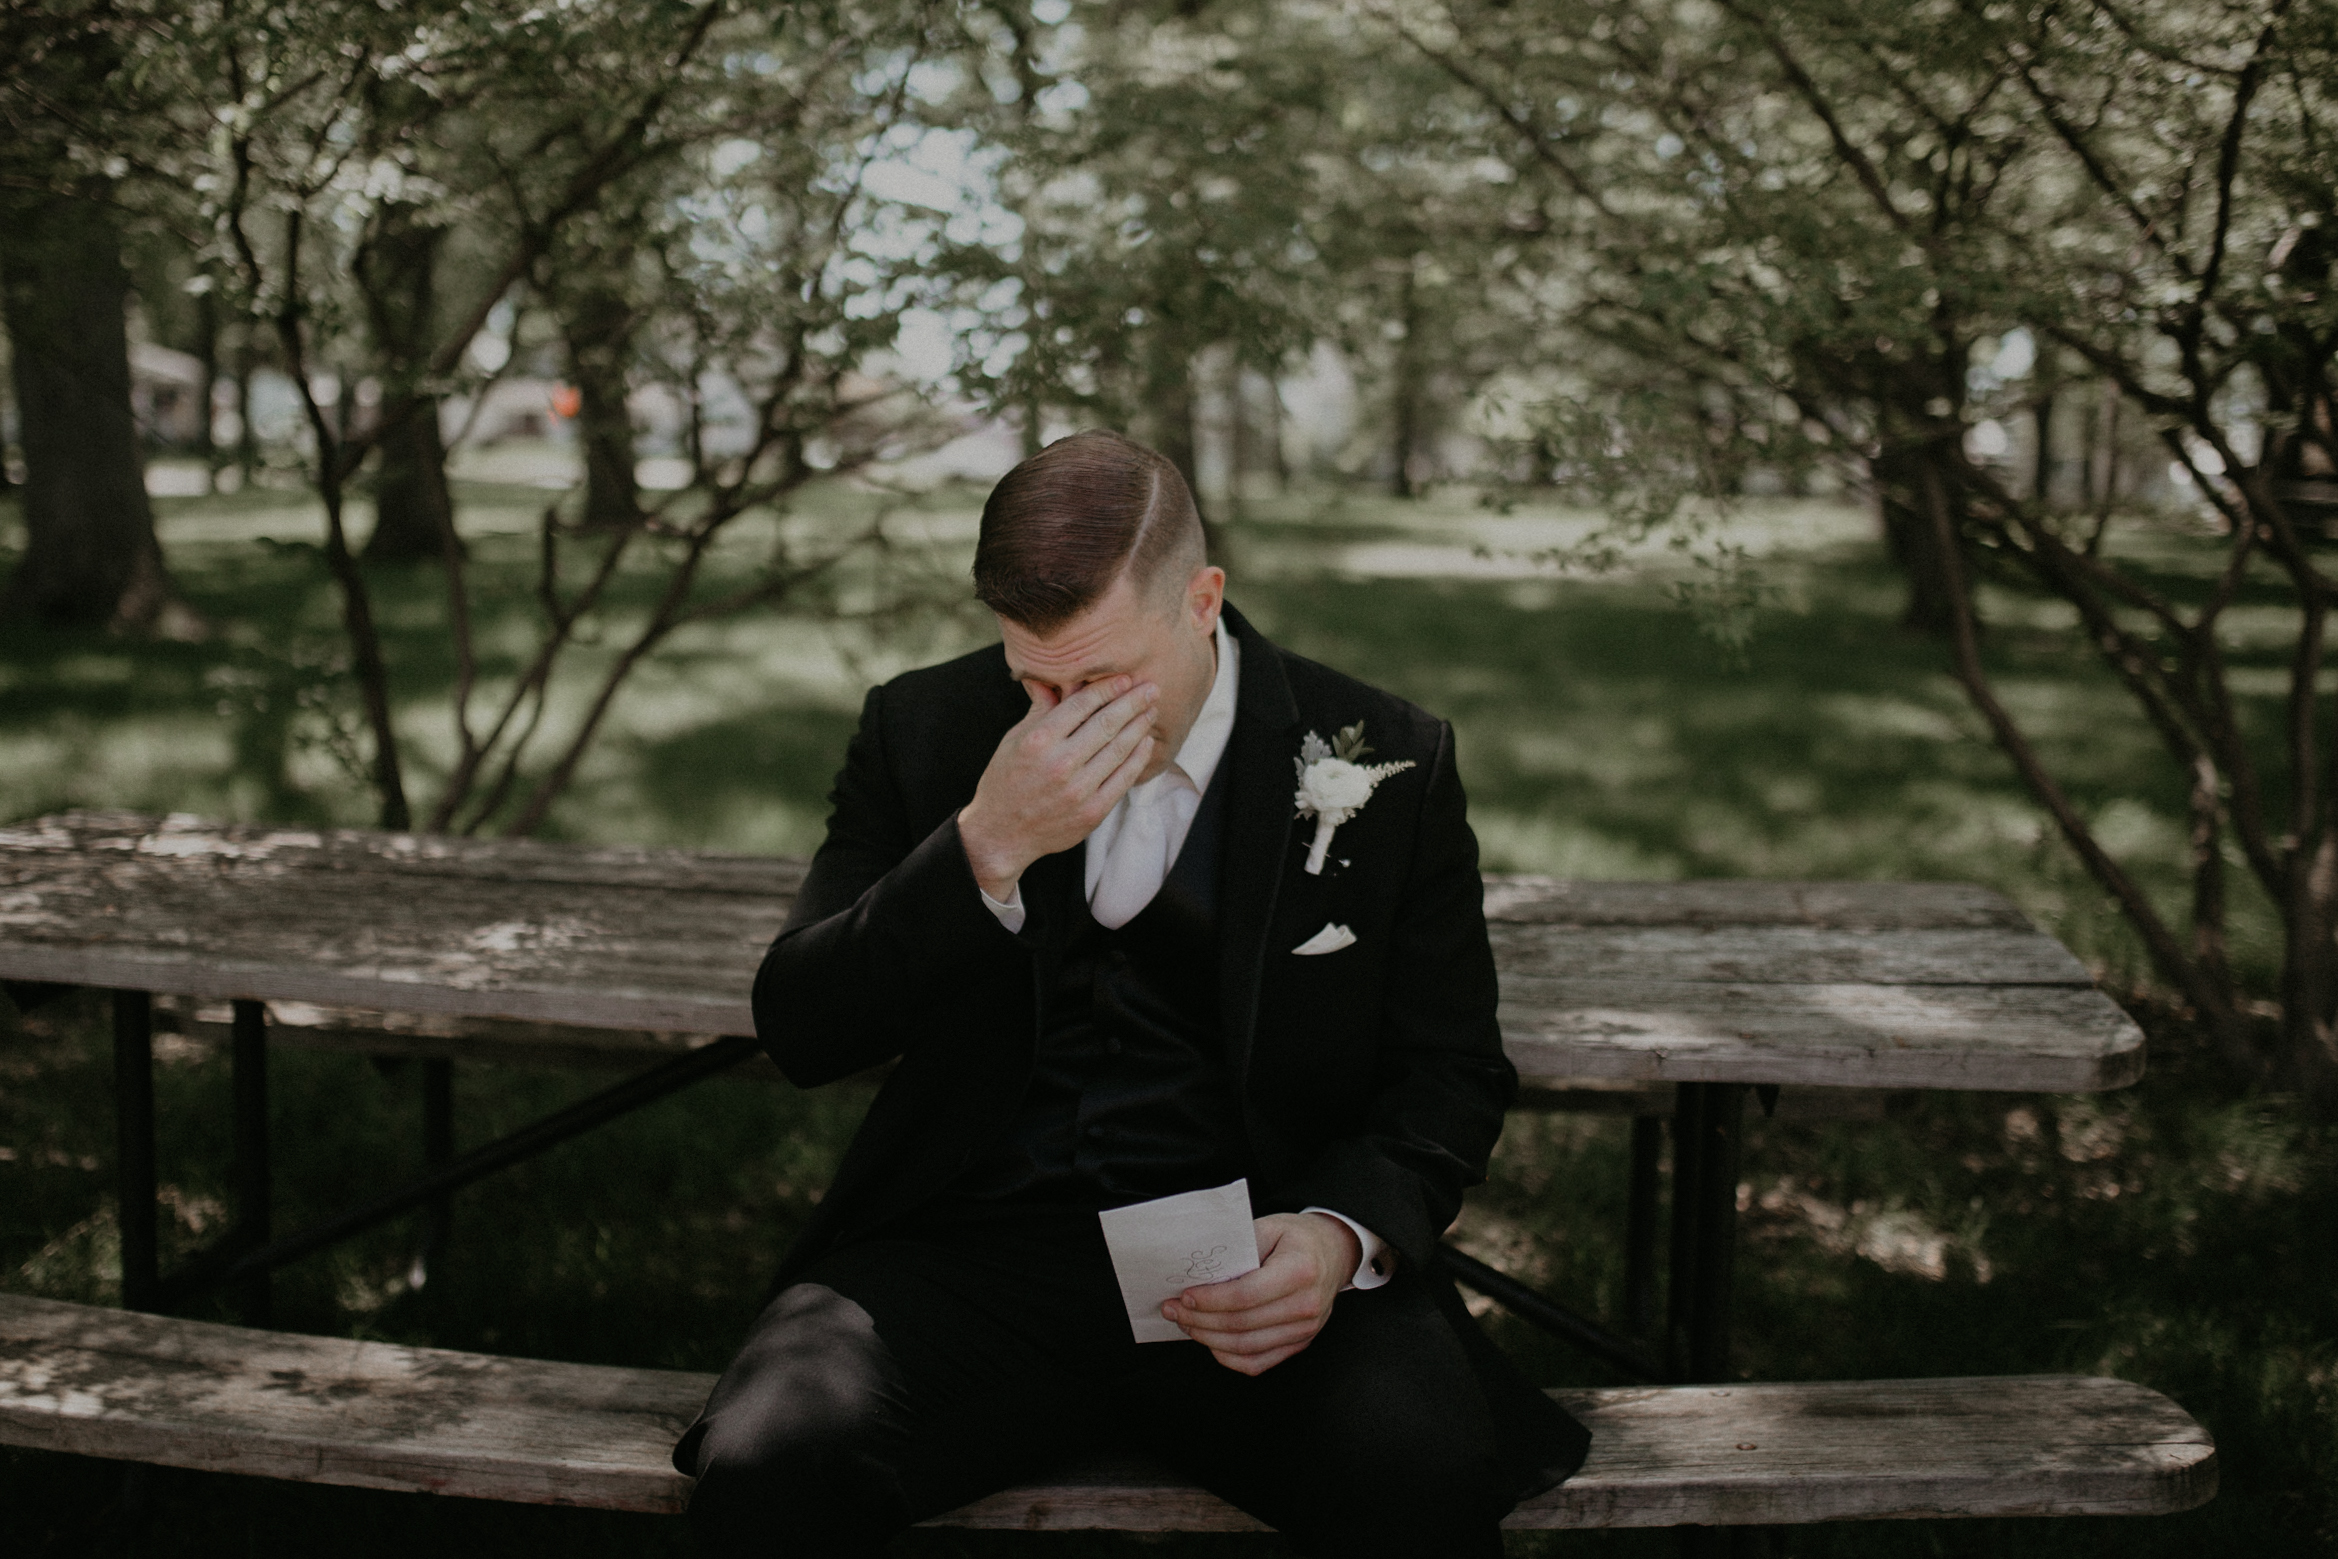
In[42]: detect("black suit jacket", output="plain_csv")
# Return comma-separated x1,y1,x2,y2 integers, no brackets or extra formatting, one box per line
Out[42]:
752,603,1590,1496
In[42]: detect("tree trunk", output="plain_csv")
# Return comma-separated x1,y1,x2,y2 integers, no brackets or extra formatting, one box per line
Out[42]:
560,284,639,530
0,188,175,630
232,335,262,485
358,210,457,564
0,362,14,494
1142,325,1203,516
370,404,456,563
1391,264,1427,499
193,285,220,493
1267,367,1288,489
1872,440,1969,637
1228,355,1251,519
1021,393,1045,460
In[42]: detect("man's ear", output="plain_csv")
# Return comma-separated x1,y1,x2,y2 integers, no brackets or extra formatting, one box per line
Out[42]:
1187,565,1227,634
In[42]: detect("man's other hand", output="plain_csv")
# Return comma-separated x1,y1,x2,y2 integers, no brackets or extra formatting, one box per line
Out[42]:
959,675,1157,900
1163,1212,1361,1376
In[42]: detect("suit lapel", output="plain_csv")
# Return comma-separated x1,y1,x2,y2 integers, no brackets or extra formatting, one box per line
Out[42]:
1215,604,1302,1084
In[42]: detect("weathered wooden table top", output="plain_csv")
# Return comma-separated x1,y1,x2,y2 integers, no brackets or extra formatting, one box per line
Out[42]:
0,811,2143,1092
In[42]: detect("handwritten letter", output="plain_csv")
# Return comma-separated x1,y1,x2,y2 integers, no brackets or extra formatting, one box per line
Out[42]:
1097,1178,1261,1343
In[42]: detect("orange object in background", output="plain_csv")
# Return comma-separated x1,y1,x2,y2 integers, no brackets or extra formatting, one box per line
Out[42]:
549,384,581,420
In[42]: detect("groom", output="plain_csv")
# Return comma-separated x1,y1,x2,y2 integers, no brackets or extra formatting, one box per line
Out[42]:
676,430,1589,1555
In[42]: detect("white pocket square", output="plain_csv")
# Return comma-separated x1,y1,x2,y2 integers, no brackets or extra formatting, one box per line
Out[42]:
1292,922,1356,956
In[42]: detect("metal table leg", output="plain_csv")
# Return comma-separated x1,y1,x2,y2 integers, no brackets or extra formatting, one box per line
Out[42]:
230,1000,271,1324
1624,1112,1663,1335
415,1058,455,1287
112,990,158,1312
1668,1081,1756,1557
1686,1082,1746,1382
1666,1081,1747,1382
1664,1082,1704,1379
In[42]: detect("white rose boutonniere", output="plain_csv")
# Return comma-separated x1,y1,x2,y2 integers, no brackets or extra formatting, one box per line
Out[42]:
1294,722,1415,875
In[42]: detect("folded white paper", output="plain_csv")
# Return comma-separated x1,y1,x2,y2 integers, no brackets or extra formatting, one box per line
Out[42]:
1291,921,1356,956
1097,1178,1261,1343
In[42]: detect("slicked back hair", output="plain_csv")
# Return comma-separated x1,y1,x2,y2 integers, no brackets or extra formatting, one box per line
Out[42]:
971,429,1206,632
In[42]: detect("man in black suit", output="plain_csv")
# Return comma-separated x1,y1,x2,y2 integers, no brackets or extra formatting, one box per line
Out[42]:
676,430,1587,1555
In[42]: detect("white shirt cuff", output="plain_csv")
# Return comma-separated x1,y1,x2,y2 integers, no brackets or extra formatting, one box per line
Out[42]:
978,880,1027,934
1303,1207,1395,1291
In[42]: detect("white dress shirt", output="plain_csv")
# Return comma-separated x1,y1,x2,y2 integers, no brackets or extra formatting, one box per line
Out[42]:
975,616,1392,1291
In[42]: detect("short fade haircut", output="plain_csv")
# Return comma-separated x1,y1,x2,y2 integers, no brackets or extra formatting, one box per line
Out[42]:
971,429,1206,632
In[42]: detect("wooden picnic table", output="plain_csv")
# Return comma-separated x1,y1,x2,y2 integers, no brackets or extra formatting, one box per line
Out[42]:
0,810,2143,1378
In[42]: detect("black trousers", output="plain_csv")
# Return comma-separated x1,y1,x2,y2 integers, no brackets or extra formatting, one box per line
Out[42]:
676,1199,1512,1557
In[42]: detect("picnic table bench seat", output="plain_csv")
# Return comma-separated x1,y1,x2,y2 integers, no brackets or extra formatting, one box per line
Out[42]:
0,1293,2216,1530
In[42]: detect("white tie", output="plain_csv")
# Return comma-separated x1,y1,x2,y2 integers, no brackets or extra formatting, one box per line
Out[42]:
1088,779,1180,929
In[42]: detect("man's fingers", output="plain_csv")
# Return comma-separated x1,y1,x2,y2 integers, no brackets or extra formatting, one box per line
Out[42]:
1037,674,1133,738
1184,1317,1320,1355
1081,712,1157,802
1068,684,1159,768
1177,1260,1309,1314
1172,1295,1322,1343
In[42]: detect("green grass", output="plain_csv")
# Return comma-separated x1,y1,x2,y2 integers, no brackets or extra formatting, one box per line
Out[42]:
1,480,2332,1554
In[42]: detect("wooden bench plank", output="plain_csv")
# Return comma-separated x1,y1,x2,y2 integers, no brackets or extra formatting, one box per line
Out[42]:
0,812,805,897
0,811,2143,1091
1487,923,2093,985
154,997,728,1072
0,1293,703,1512
18,818,2026,930
1502,981,2144,1091
0,1295,2215,1529
1479,878,2035,930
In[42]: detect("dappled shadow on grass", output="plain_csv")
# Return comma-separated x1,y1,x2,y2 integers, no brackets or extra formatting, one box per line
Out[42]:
1238,563,2292,989
4,498,2300,996
617,702,863,855
1467,1008,2335,1557
1244,568,2178,866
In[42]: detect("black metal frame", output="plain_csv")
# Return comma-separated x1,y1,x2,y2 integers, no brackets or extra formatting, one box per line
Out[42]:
103,988,759,1316
1441,1080,1752,1388
107,989,1754,1401
100,989,1780,1548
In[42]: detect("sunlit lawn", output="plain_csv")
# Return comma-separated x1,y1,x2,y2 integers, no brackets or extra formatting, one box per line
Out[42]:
1,478,2330,1555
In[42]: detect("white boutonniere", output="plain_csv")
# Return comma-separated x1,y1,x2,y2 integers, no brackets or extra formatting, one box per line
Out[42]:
1294,722,1415,875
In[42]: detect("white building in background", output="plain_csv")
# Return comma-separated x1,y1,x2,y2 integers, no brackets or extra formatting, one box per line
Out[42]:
108,332,1395,503
441,377,568,448
129,342,207,447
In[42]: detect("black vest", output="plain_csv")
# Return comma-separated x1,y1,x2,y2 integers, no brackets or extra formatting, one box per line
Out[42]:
955,759,1248,1206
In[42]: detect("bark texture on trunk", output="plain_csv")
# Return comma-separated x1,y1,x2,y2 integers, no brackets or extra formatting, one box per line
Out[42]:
561,285,639,531
0,189,174,630
1390,265,1428,499
1140,321,1217,551
358,211,457,565
369,404,456,563
1873,440,1968,638
1143,328,1200,508
193,287,220,492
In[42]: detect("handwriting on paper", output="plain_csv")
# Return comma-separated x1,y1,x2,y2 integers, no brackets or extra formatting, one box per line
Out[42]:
1097,1179,1261,1343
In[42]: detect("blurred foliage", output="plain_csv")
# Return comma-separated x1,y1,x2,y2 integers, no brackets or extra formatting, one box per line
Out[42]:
14,0,2338,1093
1400,0,2338,1103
